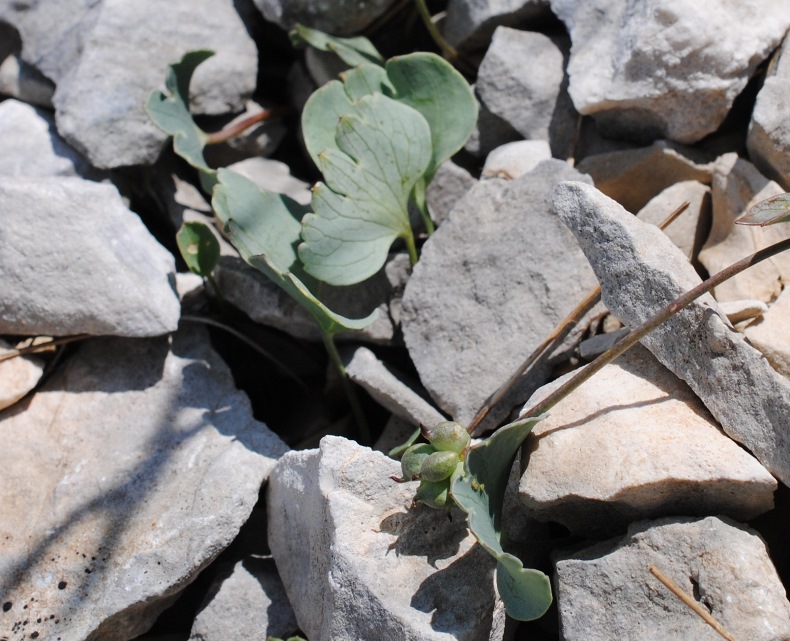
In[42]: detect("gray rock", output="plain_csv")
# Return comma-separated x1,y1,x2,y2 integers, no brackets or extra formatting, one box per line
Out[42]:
698,153,790,302
465,94,523,158
553,180,790,485
426,160,477,226
0,176,180,337
267,435,508,641
252,0,399,35
0,54,55,108
344,346,447,429
0,99,100,180
0,338,44,411
401,161,599,429
577,327,629,360
718,299,768,325
477,28,565,144
188,558,298,641
745,286,790,379
52,0,257,169
748,33,790,190
482,140,551,179
443,0,550,51
0,327,288,641
519,346,776,537
555,516,790,641
636,180,711,259
203,101,288,168
373,414,420,455
551,0,790,143
575,140,713,213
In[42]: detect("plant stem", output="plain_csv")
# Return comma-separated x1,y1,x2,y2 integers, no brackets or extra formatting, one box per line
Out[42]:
320,329,372,444
0,334,89,363
413,0,458,61
413,179,435,236
521,235,790,419
204,106,293,145
404,228,419,266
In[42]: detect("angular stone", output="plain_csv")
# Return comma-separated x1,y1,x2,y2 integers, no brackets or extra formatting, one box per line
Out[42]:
745,286,790,378
575,140,713,213
551,0,790,143
52,0,257,168
443,0,550,51
519,346,776,537
0,54,55,108
555,516,790,641
267,436,507,641
344,346,446,429
402,161,599,429
698,153,790,302
0,327,288,641
188,558,298,641
0,177,180,337
719,299,768,325
252,0,398,35
0,339,44,411
577,327,629,361
465,95,522,158
553,180,790,485
748,33,790,190
482,140,551,180
0,99,100,180
477,28,564,143
426,160,477,226
636,180,710,259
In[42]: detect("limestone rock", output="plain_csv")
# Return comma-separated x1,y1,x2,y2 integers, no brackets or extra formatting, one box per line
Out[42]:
465,95,522,158
344,346,446,429
748,33,790,190
52,0,257,169
0,339,44,411
482,140,551,180
402,161,599,430
698,153,790,302
553,180,790,486
0,327,288,641
252,0,399,35
745,286,790,378
719,299,768,325
426,160,477,226
551,0,790,143
0,99,100,180
188,558,298,641
636,180,710,259
575,140,713,213
443,0,550,51
519,346,776,537
0,54,55,108
476,28,565,143
555,516,790,641
0,176,180,337
267,436,507,641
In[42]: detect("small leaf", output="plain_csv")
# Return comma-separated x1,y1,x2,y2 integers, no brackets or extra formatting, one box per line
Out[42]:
146,51,214,183
299,92,432,285
450,416,553,621
176,221,220,278
386,53,478,180
301,79,355,169
341,64,392,101
735,192,790,226
290,23,383,67
212,168,377,335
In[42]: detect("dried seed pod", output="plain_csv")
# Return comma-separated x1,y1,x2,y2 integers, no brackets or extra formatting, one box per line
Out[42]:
426,421,470,454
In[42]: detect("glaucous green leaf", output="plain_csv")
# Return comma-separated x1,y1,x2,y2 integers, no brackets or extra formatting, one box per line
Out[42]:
176,221,220,278
301,79,354,169
290,23,383,67
146,50,214,184
299,92,432,285
341,64,392,101
386,52,478,180
736,192,790,226
212,168,377,335
450,416,553,621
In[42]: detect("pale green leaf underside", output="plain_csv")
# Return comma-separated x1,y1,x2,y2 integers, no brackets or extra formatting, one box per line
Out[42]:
341,64,392,101
213,168,377,334
290,23,383,68
299,92,432,285
145,50,213,177
302,80,354,169
736,192,790,226
386,52,478,181
450,416,553,621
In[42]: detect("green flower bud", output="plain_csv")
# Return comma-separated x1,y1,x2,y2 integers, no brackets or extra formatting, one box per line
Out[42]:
426,421,470,454
400,443,436,481
414,478,452,509
419,450,461,482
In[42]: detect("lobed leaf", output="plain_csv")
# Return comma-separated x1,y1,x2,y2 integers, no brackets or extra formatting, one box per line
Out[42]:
735,192,790,226
213,168,377,334
290,23,383,67
299,92,432,285
450,416,553,621
176,221,220,278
